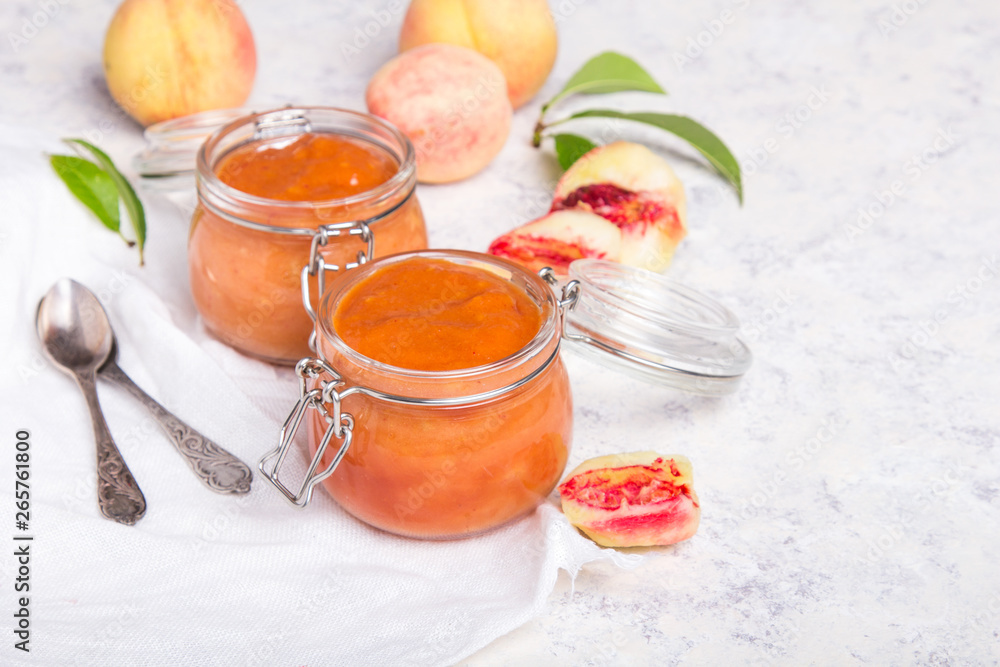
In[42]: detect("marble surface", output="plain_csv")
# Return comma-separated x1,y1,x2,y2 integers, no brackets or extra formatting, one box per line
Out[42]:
2,0,998,664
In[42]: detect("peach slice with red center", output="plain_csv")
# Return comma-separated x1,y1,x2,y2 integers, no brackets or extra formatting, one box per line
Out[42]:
551,141,687,273
487,209,621,277
557,451,700,548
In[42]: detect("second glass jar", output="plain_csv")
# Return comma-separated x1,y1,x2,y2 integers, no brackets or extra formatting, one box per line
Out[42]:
189,107,428,364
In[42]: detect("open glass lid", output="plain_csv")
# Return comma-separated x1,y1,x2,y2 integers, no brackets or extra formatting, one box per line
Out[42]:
553,259,752,396
132,107,254,191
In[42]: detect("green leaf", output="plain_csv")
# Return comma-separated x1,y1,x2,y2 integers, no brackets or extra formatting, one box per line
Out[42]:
542,52,666,113
566,110,743,203
553,133,597,170
66,139,147,264
50,155,122,234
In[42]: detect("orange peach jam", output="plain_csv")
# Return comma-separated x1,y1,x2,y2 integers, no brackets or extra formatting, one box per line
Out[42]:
312,253,572,539
216,133,397,201
189,110,427,364
333,259,543,371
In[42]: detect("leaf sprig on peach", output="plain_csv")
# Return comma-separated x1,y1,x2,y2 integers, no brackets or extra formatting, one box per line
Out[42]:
533,52,742,202
488,52,742,278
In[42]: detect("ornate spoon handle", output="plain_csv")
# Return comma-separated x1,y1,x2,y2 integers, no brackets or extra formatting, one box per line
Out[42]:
100,362,253,495
75,371,146,525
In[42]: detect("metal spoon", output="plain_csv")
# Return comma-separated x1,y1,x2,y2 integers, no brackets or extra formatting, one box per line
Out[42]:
99,339,252,495
36,278,146,525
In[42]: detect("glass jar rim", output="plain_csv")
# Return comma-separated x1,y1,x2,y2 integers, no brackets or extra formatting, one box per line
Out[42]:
196,106,417,223
315,250,560,382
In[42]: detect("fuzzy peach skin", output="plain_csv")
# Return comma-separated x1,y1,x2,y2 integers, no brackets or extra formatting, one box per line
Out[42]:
399,0,557,109
366,43,512,184
558,451,700,548
552,141,688,273
488,209,622,278
103,0,256,127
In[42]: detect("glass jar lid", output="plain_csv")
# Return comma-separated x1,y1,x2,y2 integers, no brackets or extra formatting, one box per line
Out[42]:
559,259,752,396
132,107,253,191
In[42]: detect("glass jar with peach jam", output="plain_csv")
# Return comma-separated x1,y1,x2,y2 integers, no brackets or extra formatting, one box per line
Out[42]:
189,107,427,364
259,250,753,539
263,250,572,539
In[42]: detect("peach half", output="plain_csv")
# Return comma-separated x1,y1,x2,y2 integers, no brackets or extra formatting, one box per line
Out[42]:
399,0,558,109
552,142,688,273
366,43,512,184
487,209,621,278
557,451,700,548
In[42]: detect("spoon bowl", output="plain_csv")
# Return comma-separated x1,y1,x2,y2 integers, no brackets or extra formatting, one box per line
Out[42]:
37,279,114,373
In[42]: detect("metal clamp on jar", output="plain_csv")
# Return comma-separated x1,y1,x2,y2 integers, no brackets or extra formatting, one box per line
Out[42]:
258,250,752,540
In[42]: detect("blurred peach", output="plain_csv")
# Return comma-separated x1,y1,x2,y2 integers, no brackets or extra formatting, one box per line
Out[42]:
103,0,256,127
366,43,511,184
399,0,557,109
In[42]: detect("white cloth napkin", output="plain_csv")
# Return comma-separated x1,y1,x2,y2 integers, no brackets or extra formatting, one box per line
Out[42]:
0,128,640,666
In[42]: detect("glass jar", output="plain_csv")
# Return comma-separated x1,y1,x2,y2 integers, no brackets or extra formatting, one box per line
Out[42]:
260,251,753,539
189,107,428,364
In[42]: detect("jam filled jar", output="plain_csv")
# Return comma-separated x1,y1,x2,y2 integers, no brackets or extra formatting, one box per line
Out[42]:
189,107,427,364
264,250,572,539
260,250,753,539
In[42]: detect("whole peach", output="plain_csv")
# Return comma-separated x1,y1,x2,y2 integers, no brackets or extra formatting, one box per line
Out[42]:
399,0,557,109
366,44,512,184
103,0,256,127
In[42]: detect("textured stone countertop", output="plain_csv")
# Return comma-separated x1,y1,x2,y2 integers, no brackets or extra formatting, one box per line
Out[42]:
2,0,998,664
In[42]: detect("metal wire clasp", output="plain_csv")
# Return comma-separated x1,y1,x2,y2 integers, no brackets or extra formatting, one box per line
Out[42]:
538,267,580,319
300,220,373,316
258,358,354,507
